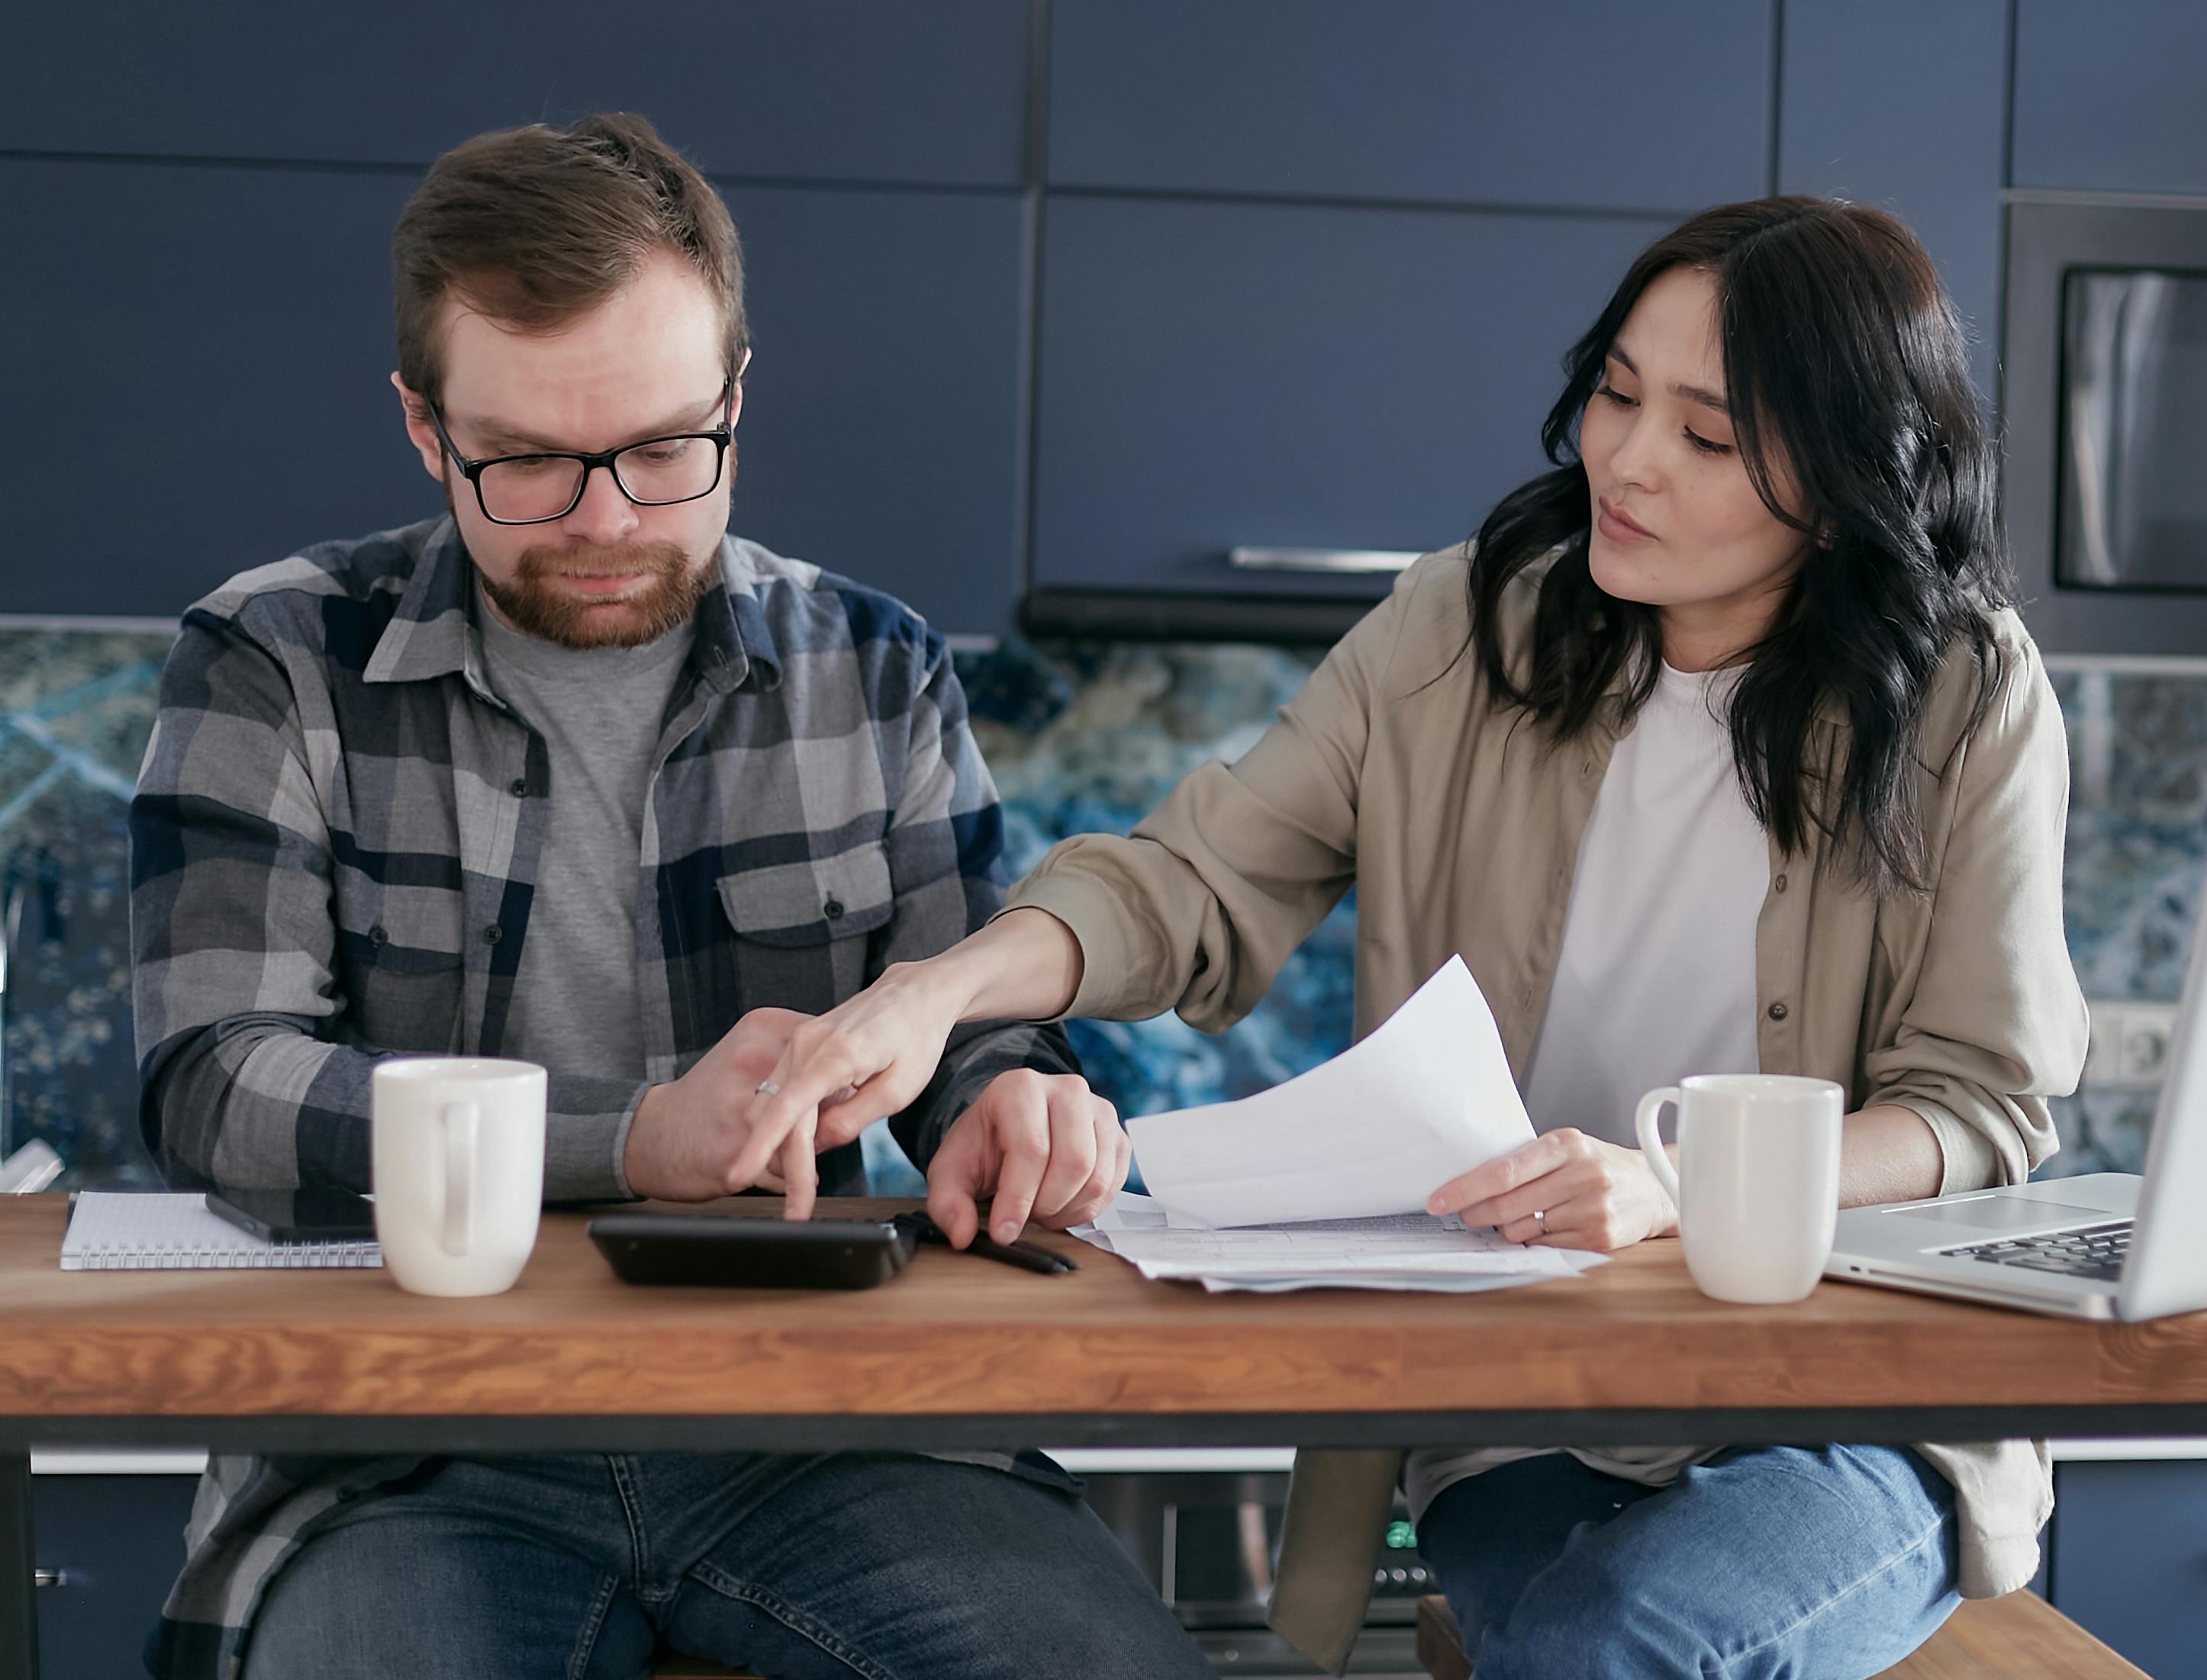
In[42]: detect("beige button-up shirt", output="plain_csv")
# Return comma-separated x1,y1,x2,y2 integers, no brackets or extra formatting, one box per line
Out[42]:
1006,547,2089,1671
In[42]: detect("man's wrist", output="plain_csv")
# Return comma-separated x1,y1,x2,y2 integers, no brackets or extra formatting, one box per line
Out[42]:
623,1083,668,1196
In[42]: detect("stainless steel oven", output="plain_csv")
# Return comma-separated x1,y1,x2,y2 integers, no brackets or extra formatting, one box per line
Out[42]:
1081,1466,1427,1675
2005,195,2207,653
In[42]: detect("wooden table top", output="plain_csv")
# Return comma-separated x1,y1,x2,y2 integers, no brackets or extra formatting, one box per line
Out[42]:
2,1197,2204,1435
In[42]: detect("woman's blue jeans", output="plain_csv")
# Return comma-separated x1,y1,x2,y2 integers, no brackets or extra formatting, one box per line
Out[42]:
1416,1444,1964,1679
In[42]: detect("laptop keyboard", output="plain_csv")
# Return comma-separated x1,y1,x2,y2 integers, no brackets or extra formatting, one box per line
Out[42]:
1945,1220,2131,1282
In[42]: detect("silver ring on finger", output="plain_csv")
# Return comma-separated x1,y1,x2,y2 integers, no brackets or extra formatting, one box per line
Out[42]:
755,1080,781,1096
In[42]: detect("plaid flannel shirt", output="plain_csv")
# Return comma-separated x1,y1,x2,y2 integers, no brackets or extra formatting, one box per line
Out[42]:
129,515,1076,1679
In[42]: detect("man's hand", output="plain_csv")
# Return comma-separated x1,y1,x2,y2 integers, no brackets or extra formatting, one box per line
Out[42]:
621,1007,814,1204
925,1069,1127,1247
1423,1128,1678,1252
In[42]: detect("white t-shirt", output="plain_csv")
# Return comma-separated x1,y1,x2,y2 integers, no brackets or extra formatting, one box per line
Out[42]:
1406,660,1769,1519
1521,660,1767,1145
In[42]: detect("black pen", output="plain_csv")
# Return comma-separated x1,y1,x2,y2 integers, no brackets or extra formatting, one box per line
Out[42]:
894,1210,1077,1274
969,1228,1078,1274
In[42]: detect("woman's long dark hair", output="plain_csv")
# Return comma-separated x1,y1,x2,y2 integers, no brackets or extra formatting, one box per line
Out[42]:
1468,197,2013,894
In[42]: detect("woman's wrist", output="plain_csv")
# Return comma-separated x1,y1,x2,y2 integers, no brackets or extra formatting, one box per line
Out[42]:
910,907,1085,1025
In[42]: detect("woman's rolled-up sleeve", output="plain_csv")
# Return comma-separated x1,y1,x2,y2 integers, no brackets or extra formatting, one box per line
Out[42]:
1862,631,2089,1192
1004,555,1445,1029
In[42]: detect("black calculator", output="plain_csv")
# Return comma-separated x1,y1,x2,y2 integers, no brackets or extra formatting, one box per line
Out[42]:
587,1212,917,1290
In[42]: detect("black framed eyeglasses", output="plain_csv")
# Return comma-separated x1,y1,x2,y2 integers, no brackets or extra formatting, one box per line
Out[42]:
427,378,736,526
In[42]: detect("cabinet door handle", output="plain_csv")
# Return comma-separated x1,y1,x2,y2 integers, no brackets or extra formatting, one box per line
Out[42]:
1227,546,1419,574
34,1567,69,1587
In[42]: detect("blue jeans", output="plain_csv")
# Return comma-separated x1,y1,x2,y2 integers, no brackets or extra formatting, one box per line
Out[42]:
241,1450,1213,1679
1416,1446,1962,1680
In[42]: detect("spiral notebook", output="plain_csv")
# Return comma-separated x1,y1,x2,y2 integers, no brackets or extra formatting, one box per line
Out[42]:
59,1192,382,1270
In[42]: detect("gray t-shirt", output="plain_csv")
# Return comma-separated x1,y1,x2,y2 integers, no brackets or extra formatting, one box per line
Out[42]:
475,589,693,1191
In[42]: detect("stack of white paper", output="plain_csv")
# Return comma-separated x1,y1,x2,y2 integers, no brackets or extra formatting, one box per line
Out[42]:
1124,955,1540,1229
1071,1192,1604,1293
1081,957,1600,1292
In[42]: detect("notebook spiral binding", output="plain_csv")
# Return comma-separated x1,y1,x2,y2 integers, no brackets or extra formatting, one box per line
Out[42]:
76,1241,380,1270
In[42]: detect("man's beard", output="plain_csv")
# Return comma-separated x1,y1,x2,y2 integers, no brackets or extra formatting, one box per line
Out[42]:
442,472,717,650
478,538,710,649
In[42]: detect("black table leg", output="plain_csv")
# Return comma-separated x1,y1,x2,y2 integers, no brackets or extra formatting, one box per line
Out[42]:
1,1450,38,1680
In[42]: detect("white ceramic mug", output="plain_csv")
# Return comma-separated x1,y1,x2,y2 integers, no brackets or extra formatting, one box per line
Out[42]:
371,1057,546,1297
1634,1073,1844,1304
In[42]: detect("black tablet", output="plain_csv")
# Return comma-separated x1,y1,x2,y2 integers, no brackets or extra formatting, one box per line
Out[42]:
587,1212,917,1290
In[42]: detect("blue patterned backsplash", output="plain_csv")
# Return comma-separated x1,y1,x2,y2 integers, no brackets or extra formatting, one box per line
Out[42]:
1,620,2198,1192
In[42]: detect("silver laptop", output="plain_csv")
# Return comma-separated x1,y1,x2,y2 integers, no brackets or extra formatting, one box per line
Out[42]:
1826,913,2207,1321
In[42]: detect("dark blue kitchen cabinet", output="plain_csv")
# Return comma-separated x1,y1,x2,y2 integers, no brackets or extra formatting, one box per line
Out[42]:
1,159,1029,634
1047,0,1772,213
32,1472,198,1680
0,1,1031,188
1775,0,2009,402
2,158,439,618
2048,1458,2207,1677
1029,195,1669,606
717,184,1029,636
2012,0,2207,195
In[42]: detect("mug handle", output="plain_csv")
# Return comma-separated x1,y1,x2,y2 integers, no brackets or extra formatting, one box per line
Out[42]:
440,1099,478,1257
1634,1086,1683,1212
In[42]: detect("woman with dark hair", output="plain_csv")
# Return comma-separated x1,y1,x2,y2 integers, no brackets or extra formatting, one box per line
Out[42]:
738,197,2088,1676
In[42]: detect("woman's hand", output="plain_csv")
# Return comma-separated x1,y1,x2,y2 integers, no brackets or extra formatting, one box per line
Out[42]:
732,908,1090,1221
724,964,968,1219
1424,1128,1679,1252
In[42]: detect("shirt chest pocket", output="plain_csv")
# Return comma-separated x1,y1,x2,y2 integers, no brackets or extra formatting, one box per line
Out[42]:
342,890,469,1051
715,843,896,1013
716,843,896,945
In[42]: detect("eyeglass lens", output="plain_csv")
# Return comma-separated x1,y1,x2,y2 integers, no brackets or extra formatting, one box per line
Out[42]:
476,436,723,523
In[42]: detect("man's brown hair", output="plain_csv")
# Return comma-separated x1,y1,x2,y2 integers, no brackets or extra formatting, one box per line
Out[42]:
392,111,746,407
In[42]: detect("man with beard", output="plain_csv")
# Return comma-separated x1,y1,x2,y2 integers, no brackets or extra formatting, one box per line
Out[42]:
128,113,1198,1680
